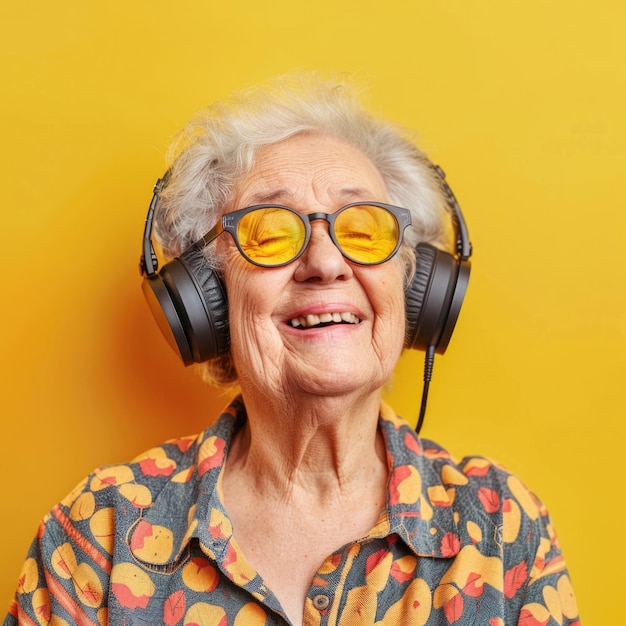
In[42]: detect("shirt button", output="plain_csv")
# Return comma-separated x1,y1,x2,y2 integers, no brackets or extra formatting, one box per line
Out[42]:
312,594,330,610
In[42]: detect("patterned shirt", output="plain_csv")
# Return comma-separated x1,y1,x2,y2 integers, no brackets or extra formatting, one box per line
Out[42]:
6,397,579,625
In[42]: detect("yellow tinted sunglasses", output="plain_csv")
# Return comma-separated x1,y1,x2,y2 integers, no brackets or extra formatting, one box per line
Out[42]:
197,203,412,267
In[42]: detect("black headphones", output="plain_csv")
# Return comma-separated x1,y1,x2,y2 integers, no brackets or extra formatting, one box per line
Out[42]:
139,165,471,366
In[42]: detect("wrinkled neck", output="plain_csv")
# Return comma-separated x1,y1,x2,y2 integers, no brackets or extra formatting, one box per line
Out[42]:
225,387,387,501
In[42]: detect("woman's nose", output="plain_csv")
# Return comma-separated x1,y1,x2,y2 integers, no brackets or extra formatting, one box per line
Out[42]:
293,221,354,283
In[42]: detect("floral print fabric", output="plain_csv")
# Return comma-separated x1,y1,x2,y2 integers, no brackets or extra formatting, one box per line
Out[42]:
6,397,579,625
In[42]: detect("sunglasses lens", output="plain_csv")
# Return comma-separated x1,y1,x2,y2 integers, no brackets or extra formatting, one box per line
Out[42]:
334,205,400,264
237,207,306,265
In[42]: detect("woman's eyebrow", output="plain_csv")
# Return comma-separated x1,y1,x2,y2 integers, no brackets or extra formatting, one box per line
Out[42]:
247,189,291,205
337,187,375,200
246,187,376,206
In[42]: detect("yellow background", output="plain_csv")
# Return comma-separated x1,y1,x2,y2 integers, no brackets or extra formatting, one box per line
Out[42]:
1,1,624,621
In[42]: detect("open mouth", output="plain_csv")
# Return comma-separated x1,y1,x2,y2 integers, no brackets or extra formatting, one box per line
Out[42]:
289,312,361,329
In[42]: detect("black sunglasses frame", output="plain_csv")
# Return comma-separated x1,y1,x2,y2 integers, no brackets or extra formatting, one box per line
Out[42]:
194,202,412,268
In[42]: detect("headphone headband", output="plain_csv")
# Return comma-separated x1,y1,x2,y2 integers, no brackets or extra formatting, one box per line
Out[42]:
432,164,471,262
140,174,169,278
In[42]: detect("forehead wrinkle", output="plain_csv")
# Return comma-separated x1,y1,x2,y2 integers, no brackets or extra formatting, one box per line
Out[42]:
232,134,390,210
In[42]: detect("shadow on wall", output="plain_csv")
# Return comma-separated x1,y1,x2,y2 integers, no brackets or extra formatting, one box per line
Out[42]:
104,257,234,453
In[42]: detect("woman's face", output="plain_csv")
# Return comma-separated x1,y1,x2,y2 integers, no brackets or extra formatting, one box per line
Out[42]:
221,133,406,398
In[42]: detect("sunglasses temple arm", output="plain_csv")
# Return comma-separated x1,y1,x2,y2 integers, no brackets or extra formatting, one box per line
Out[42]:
192,222,225,250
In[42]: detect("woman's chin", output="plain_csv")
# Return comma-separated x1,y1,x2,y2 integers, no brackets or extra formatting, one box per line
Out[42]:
282,361,386,400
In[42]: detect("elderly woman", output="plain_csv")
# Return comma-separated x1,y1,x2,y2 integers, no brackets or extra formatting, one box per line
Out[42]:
7,74,578,625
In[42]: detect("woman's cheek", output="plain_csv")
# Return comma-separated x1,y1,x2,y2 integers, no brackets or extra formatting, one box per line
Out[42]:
225,267,284,363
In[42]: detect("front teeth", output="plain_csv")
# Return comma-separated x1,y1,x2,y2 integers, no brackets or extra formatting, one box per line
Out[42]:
290,312,360,328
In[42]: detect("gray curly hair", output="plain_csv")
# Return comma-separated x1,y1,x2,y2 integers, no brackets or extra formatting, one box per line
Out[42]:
153,72,453,386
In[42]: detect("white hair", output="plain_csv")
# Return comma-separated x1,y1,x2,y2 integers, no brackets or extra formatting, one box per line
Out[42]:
153,72,453,385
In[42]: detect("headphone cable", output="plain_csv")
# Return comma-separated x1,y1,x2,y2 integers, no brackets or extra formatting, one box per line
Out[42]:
415,345,436,435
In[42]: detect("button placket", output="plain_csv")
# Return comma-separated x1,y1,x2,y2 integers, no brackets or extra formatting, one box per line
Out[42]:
312,594,330,611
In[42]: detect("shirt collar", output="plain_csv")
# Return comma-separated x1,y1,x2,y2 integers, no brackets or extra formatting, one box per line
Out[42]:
376,401,461,558
129,397,460,567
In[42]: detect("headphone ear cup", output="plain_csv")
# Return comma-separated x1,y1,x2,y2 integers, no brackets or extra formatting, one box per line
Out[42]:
405,243,437,350
142,247,230,365
142,272,195,365
405,242,467,354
